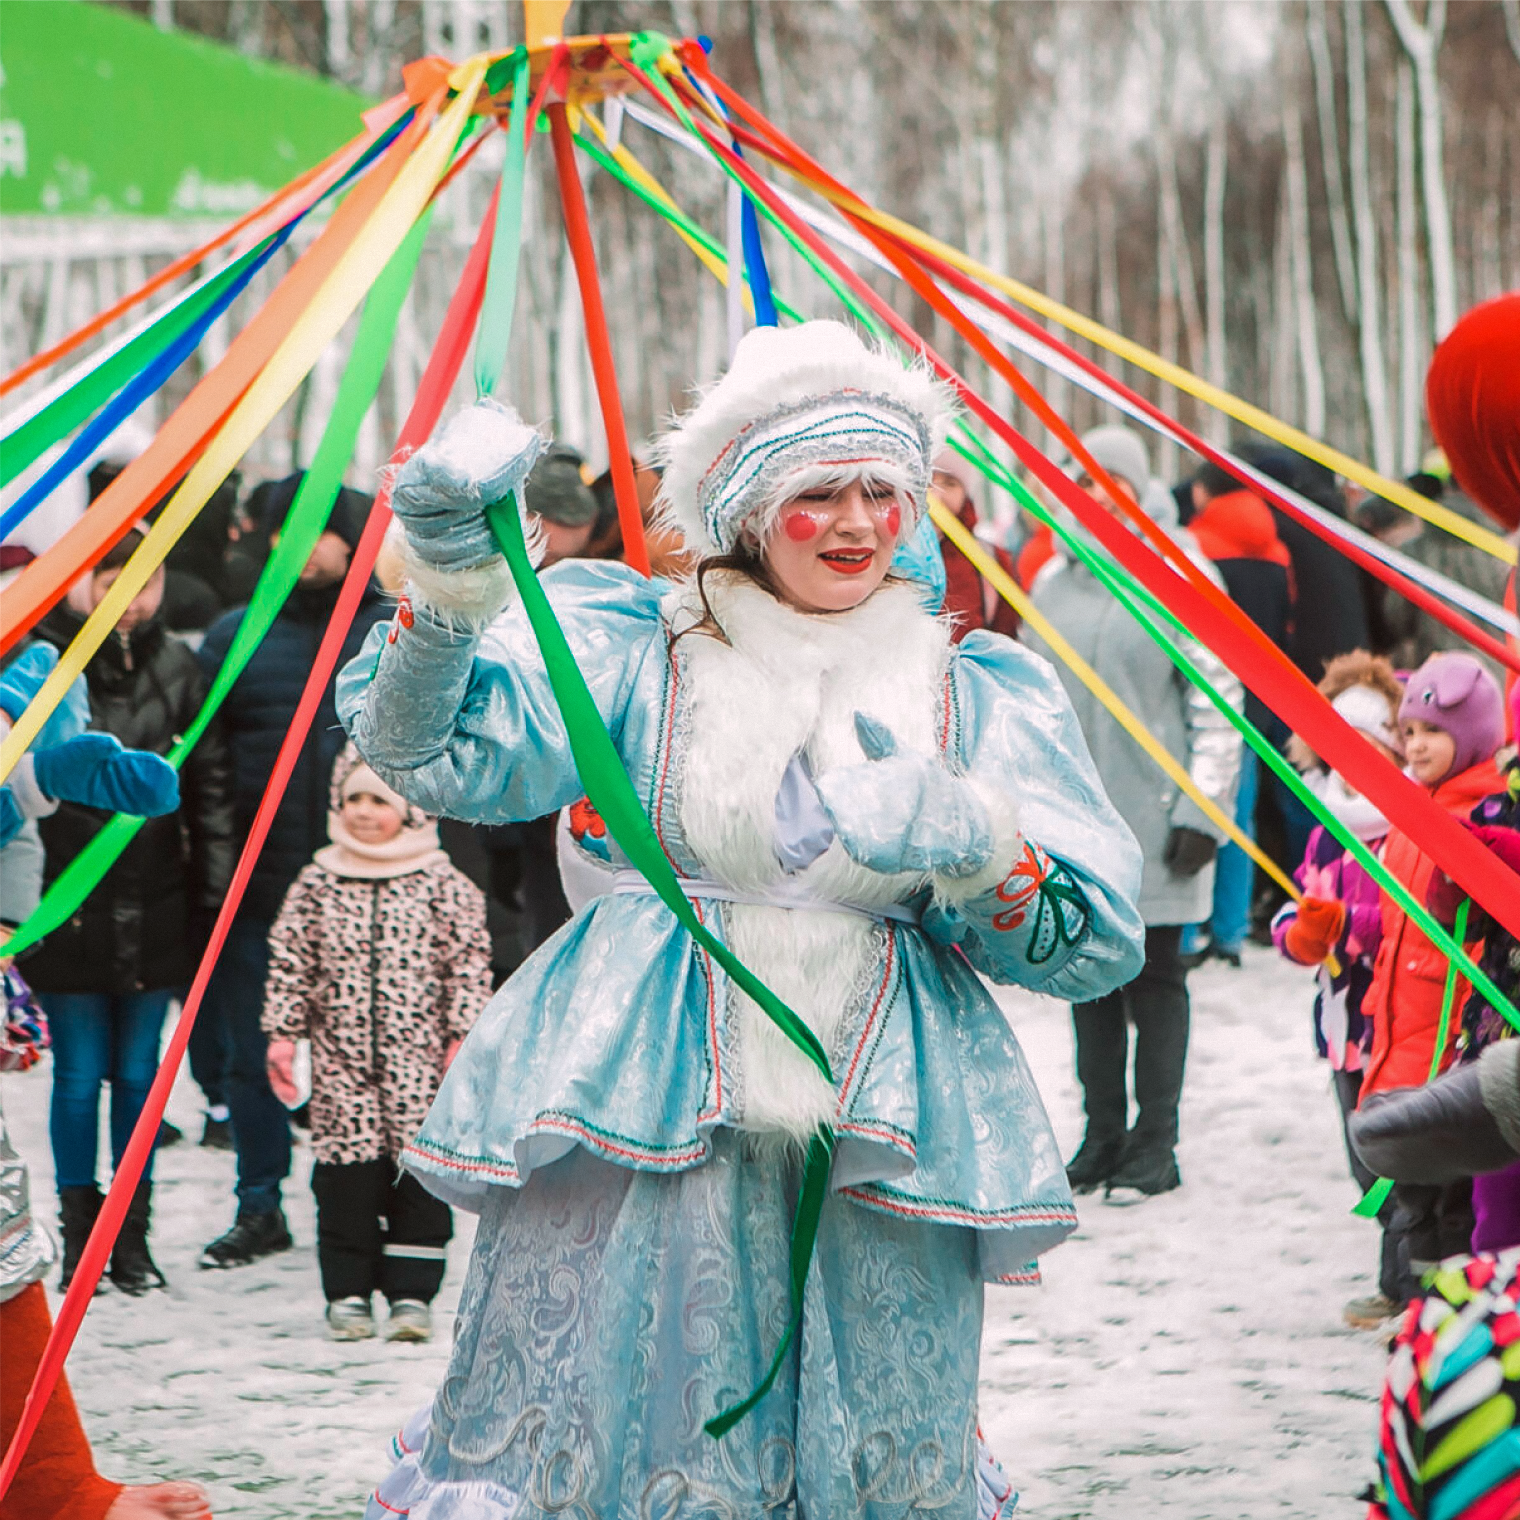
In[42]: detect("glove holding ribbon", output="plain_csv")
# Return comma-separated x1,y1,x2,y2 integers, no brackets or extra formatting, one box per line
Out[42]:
0,644,179,844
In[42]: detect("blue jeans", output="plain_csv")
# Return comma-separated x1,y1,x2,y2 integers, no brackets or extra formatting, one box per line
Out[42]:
42,991,171,1190
204,915,290,1214
1208,750,1259,952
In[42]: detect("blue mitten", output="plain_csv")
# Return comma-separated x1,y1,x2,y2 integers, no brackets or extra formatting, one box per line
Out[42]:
0,645,90,750
32,733,179,817
390,398,545,572
814,713,994,878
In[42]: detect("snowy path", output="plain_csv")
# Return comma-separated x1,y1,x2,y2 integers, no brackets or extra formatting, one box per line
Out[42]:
5,945,1388,1517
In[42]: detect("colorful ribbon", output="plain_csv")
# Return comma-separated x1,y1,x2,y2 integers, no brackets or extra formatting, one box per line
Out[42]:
0,66,485,785
0,210,434,959
676,39,1515,567
0,114,493,1497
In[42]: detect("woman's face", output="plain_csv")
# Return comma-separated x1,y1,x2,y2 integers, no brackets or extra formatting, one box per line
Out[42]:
1402,719,1457,786
758,479,903,614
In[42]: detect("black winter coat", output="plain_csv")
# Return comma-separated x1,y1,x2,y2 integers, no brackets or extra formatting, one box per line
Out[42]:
198,581,388,922
26,610,236,995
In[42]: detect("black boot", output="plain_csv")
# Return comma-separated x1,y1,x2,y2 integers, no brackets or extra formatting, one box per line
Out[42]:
109,1180,167,1295
1065,1134,1126,1194
199,1208,293,1269
57,1185,104,1293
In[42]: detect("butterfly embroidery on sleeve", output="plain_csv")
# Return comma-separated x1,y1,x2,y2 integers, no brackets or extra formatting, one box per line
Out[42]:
992,840,1091,964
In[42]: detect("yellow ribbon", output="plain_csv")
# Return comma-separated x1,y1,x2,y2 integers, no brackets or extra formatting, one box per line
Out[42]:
929,498,1333,970
579,104,752,310
731,111,1514,565
0,60,489,787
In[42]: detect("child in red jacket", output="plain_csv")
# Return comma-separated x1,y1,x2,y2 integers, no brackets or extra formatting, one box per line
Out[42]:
1298,652,1504,1305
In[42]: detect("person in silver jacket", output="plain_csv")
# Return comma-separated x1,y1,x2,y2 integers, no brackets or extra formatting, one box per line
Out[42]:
1024,423,1244,1202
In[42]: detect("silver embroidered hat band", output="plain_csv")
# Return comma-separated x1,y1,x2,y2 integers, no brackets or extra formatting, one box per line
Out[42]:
695,390,934,555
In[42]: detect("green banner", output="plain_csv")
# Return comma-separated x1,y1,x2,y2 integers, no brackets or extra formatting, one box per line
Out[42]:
0,2,373,218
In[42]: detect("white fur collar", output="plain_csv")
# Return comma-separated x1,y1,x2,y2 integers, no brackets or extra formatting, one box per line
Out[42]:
669,575,951,1134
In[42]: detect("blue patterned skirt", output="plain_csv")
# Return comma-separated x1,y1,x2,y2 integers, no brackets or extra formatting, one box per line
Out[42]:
368,1132,990,1518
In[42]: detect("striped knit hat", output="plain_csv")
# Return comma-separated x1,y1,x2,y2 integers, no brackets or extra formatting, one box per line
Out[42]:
656,321,954,558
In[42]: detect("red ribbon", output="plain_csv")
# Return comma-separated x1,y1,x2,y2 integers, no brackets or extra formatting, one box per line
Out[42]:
628,50,1520,949
0,183,497,1503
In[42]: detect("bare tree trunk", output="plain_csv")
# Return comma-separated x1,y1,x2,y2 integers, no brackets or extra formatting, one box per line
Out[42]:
1345,0,1395,474
323,0,351,82
1505,0,1520,63
1283,103,1326,436
1395,58,1424,475
227,0,261,55
1306,0,1358,322
363,0,398,95
1041,188,1069,425
1096,185,1122,382
1203,116,1228,441
1270,177,1296,424
1477,106,1505,300
1154,130,1207,381
1385,0,1456,337
1157,192,1181,480
149,0,173,30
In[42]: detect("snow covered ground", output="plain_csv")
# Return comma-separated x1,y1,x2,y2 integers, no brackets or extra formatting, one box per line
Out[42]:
5,944,1388,1518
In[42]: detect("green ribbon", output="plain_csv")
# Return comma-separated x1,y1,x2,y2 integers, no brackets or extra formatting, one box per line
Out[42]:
1,243,267,490
483,492,833,1438
937,430,1514,1218
473,47,532,400
469,77,834,1437
2,210,434,959
1352,899,1471,1219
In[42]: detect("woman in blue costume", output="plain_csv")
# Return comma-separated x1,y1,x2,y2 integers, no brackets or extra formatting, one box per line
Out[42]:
344,321,1145,1518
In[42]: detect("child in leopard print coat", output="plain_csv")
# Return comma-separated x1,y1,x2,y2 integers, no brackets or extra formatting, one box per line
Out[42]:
262,744,491,1343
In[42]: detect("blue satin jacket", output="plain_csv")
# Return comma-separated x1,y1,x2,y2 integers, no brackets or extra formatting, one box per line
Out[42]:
337,561,1143,1281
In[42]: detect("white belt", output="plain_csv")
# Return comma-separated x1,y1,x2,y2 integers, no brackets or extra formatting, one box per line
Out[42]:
610,870,921,926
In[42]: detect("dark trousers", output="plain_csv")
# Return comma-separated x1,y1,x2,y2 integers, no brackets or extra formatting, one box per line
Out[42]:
310,1157,453,1304
204,915,290,1215
1331,1066,1402,1303
186,982,227,1112
1389,1177,1474,1304
1072,924,1189,1151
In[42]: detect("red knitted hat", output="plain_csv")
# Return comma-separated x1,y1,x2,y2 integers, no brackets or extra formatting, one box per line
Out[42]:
1424,293,1520,530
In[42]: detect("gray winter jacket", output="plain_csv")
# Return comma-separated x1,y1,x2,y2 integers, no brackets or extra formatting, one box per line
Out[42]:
1023,542,1244,927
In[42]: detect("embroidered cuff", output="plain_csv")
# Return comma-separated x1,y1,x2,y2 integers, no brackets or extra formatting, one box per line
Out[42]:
390,517,542,633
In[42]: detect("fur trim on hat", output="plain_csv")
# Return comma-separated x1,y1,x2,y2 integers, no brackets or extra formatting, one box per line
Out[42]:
655,321,955,557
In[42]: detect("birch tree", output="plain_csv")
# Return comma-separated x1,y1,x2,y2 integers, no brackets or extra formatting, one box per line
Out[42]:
1203,117,1228,439
1306,1,1358,323
1345,0,1395,474
1384,0,1457,337
1395,59,1424,474
1283,102,1327,436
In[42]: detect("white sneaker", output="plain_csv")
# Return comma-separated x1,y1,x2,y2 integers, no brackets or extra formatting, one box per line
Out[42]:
326,1295,375,1340
385,1298,433,1343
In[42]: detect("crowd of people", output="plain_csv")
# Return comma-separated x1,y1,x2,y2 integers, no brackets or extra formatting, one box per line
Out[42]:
0,293,1517,1519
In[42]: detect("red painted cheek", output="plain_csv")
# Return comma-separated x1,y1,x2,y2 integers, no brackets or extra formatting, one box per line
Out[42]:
783,510,821,542
885,505,902,537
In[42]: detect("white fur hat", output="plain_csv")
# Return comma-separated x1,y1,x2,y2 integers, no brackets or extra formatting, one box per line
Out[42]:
656,321,954,557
